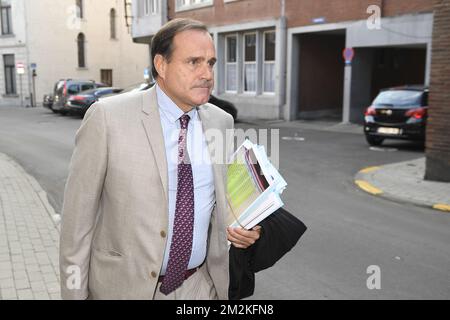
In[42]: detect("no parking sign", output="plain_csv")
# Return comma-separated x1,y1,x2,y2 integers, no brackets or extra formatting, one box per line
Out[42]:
342,48,355,65
16,62,25,74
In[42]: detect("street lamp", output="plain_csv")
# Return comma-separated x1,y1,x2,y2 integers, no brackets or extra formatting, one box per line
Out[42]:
123,0,133,33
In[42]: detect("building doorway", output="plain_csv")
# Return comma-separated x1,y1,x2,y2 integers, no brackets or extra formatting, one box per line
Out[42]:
295,30,346,120
349,45,427,123
101,69,113,87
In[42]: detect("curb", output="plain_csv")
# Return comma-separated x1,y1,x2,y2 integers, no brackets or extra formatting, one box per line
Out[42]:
2,153,61,230
433,204,450,212
22,165,61,231
355,166,450,213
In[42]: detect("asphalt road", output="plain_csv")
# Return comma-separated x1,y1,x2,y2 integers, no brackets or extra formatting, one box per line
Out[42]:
0,106,449,299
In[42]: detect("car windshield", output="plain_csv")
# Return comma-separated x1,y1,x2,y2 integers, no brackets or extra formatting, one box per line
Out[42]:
373,90,423,108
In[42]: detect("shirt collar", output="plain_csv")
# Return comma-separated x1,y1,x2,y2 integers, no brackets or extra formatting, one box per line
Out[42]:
156,84,197,124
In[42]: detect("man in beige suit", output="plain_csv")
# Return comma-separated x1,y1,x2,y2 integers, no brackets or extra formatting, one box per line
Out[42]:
59,18,260,300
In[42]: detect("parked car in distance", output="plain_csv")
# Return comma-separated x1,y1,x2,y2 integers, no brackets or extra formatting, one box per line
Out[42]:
208,94,238,121
66,87,123,115
52,79,107,115
122,82,152,94
364,85,428,146
43,94,54,110
98,82,151,100
101,82,238,120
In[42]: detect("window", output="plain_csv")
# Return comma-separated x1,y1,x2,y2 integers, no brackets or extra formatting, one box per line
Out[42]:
243,33,257,93
150,0,158,14
67,84,79,95
263,31,276,93
176,0,213,12
101,69,113,87
221,28,277,95
225,35,237,92
76,0,83,19
81,83,95,91
110,9,116,39
1,3,12,35
3,54,16,95
77,33,86,68
144,0,149,15
144,0,158,15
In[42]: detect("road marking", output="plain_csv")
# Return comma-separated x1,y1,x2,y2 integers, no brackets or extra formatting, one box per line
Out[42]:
355,180,383,195
282,136,305,141
433,204,450,212
359,166,380,174
369,147,398,152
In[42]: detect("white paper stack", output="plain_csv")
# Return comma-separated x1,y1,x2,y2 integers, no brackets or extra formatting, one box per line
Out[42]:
226,139,287,230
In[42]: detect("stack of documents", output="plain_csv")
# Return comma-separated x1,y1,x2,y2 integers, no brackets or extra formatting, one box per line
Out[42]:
226,139,287,229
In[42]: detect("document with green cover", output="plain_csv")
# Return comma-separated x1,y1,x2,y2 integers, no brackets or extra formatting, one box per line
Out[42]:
226,140,287,229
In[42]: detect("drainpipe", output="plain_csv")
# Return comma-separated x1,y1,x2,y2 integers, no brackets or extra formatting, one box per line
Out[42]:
23,0,33,107
278,0,287,119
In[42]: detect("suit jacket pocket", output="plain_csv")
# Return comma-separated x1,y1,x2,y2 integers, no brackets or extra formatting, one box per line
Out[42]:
89,247,127,299
92,247,124,258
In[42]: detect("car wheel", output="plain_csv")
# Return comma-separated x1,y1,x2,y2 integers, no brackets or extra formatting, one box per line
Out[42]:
51,109,58,113
365,135,384,146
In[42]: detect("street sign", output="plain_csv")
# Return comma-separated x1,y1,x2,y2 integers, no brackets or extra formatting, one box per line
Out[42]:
16,62,25,75
30,63,37,70
312,17,326,24
343,48,355,65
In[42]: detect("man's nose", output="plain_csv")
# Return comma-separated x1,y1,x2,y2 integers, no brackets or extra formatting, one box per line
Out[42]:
200,63,214,81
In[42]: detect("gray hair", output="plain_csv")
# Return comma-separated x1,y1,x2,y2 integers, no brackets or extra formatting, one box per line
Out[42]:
151,18,209,79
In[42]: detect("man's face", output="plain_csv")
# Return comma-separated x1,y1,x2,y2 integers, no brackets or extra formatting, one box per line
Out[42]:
155,29,216,111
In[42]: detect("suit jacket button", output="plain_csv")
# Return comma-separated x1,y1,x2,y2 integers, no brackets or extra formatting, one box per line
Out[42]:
151,271,157,278
160,231,166,238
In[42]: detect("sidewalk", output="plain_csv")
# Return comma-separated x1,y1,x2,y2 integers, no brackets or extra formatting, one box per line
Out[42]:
0,153,61,300
355,157,450,212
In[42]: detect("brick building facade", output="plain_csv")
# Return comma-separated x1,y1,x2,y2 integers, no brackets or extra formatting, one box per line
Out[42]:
132,0,434,121
425,0,450,182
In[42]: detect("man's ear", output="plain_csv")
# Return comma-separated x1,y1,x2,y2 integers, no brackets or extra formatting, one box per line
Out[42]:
153,54,166,80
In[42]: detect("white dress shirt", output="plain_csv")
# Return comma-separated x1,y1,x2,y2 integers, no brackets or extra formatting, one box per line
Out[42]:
156,84,215,275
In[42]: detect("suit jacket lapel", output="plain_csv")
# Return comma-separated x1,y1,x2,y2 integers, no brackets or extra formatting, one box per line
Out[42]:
197,105,227,215
198,105,230,300
141,86,168,202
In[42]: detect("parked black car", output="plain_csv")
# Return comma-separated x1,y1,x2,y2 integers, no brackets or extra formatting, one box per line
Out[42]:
66,87,123,115
364,85,428,146
208,94,238,121
51,79,107,115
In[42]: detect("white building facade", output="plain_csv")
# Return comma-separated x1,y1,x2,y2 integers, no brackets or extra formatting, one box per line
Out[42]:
0,0,150,107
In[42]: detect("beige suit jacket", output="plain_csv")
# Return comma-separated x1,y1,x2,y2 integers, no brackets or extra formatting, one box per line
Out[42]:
59,86,233,300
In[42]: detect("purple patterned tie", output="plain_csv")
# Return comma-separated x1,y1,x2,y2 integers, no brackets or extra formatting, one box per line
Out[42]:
160,114,195,295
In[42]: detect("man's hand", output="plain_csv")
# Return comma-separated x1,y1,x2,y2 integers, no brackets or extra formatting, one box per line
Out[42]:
227,226,261,249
